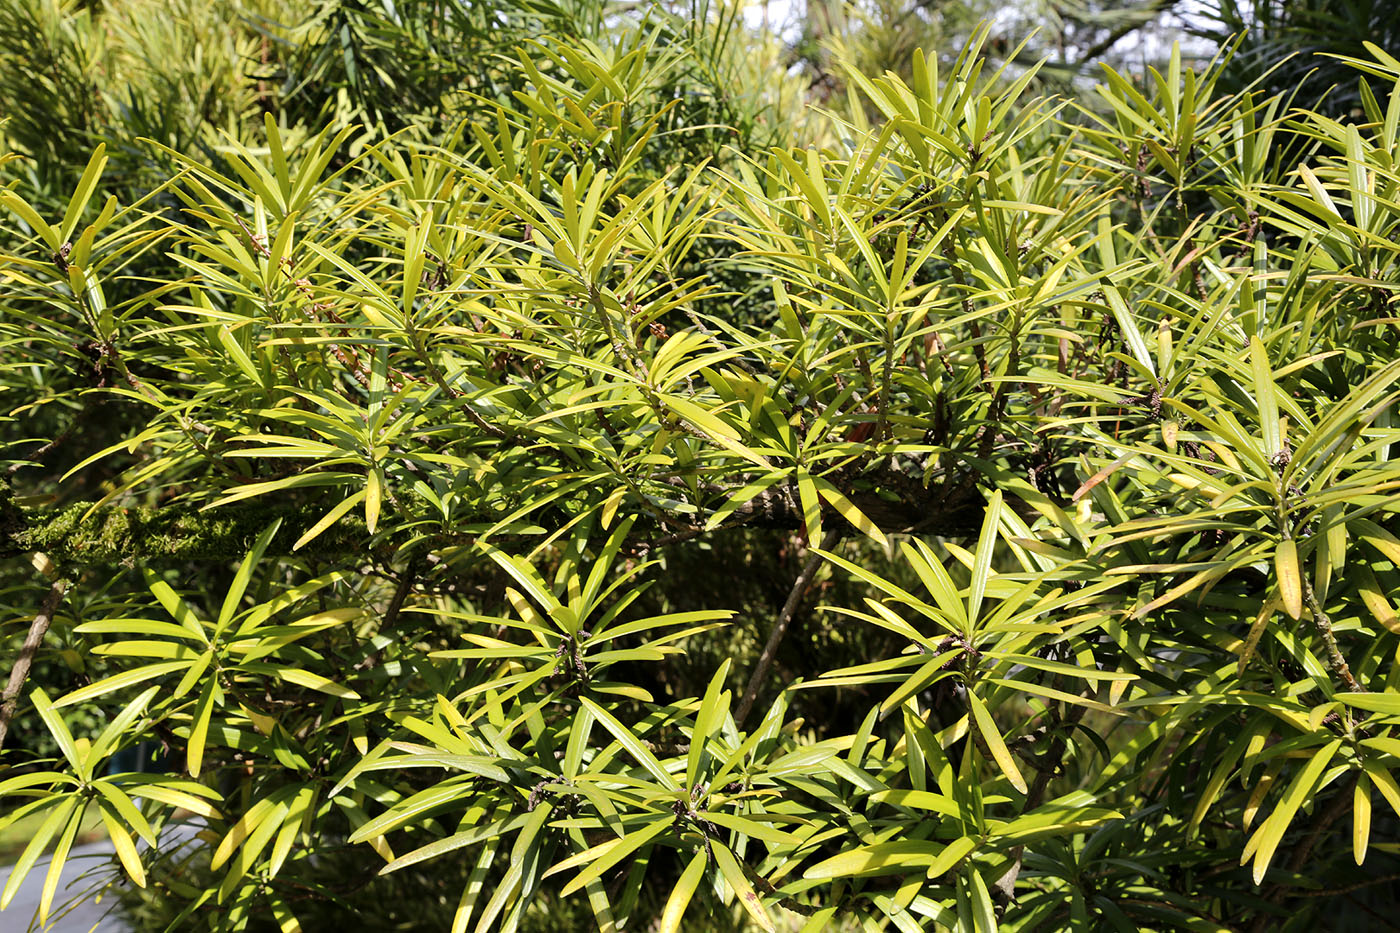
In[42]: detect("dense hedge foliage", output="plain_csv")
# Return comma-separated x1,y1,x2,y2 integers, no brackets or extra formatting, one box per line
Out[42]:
3,2,1400,931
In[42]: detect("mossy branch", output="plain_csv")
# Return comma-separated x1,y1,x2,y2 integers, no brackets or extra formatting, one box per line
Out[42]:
1,473,988,567
0,483,371,564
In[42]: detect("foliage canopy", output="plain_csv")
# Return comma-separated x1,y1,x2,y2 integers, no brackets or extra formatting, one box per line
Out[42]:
3,2,1400,931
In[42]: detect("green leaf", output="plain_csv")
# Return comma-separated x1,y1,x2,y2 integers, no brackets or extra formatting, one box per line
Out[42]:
1338,693,1400,715
806,840,945,879
380,814,529,875
216,326,263,386
968,490,1002,627
53,661,202,709
0,797,77,912
348,783,476,844
1250,335,1281,461
1355,775,1372,865
0,189,60,250
38,801,84,924
91,782,156,845
1102,284,1157,380
964,868,998,933
99,805,147,888
295,489,367,551
659,850,707,933
927,836,978,879
1276,539,1302,621
713,842,774,932
60,144,108,244
29,688,86,778
812,474,885,544
186,680,220,778
1250,739,1341,883
968,690,1027,794
558,818,670,896
273,667,360,700
579,696,679,791
687,658,731,788
218,520,282,631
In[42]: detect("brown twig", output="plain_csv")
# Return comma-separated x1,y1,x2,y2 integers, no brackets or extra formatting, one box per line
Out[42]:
993,684,1088,902
382,560,418,632
735,528,839,728
356,559,419,672
1069,0,1180,67
1301,574,1362,692
1294,872,1400,898
978,314,1022,460
938,234,992,391
0,576,69,753
742,859,824,917
1285,775,1357,875
5,397,96,476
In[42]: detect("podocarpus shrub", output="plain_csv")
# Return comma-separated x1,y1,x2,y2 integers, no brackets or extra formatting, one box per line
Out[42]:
3,18,1400,933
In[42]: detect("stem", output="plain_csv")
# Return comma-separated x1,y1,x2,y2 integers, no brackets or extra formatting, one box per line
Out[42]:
1069,0,1179,68
1295,872,1400,898
1301,573,1362,692
993,690,1087,902
0,577,68,753
939,235,992,390
357,560,419,672
588,285,647,382
5,396,99,477
877,309,895,443
735,528,839,728
406,322,509,441
382,560,418,632
978,312,1021,460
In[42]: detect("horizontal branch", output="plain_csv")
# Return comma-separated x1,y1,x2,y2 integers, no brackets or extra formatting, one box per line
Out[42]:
0,467,990,567
0,483,371,564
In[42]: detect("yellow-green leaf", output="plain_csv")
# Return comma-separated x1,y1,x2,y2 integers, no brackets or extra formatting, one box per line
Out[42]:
1251,739,1340,883
1355,775,1372,865
1276,539,1302,620
968,690,1027,794
660,850,707,933
365,467,383,535
713,843,774,932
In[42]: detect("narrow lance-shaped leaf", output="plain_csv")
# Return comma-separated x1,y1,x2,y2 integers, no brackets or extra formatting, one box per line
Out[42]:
579,696,679,791
1276,539,1302,621
659,850,707,933
1250,739,1341,883
968,689,1027,794
1251,335,1282,461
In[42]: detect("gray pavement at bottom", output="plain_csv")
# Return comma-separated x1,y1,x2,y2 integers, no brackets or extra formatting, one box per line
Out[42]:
0,835,131,933
1,820,206,933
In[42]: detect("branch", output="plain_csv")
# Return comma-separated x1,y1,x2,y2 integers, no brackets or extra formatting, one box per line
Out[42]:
357,558,420,672
1,468,990,567
1249,775,1358,933
1301,574,1362,692
0,575,68,753
1070,0,1180,68
993,686,1089,902
0,487,373,564
4,396,101,477
735,528,839,728
1295,872,1400,898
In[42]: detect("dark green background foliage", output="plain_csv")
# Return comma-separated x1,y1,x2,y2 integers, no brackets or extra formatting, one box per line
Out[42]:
2,1,1400,931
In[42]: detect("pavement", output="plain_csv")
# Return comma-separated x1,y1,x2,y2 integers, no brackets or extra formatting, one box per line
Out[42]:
0,818,208,933
0,836,130,933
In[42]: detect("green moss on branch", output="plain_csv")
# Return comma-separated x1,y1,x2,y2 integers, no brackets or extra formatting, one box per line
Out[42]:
1,482,370,564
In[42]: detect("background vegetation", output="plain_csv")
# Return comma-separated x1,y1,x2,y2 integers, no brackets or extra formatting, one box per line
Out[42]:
2,1,1400,931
